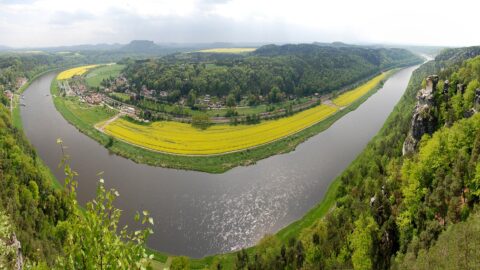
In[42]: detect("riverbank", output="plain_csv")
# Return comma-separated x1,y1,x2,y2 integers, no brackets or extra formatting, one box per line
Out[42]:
148,65,423,269
50,70,397,173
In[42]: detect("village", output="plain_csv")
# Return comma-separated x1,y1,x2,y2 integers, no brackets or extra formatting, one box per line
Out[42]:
55,70,326,125
57,76,140,118
2,77,28,113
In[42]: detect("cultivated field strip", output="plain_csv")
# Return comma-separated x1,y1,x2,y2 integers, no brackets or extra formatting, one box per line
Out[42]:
333,72,388,107
103,104,338,155
57,64,100,80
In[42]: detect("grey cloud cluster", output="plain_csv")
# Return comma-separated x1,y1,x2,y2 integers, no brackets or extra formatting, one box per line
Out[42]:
0,0,478,47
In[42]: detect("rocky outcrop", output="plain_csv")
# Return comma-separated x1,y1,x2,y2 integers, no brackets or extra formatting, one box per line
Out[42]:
403,75,438,155
1,233,23,270
475,88,480,111
11,234,23,270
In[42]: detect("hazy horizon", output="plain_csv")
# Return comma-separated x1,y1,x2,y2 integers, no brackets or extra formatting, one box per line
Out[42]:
0,0,478,48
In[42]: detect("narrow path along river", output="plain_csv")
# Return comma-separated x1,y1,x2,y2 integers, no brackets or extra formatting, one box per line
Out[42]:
20,65,418,258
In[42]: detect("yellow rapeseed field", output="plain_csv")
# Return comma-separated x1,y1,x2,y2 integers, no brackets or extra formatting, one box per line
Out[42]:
197,48,256,54
333,72,388,107
103,104,338,155
57,65,100,80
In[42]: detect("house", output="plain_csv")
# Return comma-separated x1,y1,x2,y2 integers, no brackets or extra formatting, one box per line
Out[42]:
122,106,136,115
85,93,103,105
203,94,211,103
159,91,168,98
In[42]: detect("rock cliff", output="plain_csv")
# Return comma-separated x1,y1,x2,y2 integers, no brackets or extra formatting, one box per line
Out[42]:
403,75,438,155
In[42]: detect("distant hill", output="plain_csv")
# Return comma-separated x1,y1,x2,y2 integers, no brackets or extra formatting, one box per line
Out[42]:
119,40,161,53
434,45,480,63
0,45,11,51
40,43,123,52
252,43,420,70
312,41,358,47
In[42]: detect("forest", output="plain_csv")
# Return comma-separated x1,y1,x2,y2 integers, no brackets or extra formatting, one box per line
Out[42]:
0,45,192,91
223,47,480,269
122,44,422,103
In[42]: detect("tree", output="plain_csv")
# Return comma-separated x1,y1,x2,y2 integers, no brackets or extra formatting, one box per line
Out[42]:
398,211,480,270
464,79,479,109
187,89,197,108
235,249,249,269
55,141,153,269
191,113,211,130
349,214,378,270
226,93,236,108
268,86,282,103
170,256,190,270
168,90,181,103
247,94,259,106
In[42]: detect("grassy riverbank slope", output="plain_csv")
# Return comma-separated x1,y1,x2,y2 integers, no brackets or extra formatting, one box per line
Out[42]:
51,69,396,172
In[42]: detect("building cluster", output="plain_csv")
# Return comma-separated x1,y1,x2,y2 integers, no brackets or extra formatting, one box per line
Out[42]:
59,79,106,105
103,76,129,93
82,93,103,105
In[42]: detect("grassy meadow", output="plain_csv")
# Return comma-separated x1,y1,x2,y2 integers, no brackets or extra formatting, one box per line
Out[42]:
85,64,124,88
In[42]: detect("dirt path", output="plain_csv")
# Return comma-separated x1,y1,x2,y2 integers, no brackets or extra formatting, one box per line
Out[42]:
95,112,123,132
322,99,345,110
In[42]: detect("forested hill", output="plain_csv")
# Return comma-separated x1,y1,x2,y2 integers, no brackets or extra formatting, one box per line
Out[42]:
229,47,480,269
123,44,422,100
252,44,419,70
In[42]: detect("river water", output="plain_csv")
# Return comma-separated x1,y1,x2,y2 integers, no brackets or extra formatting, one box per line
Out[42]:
20,65,418,257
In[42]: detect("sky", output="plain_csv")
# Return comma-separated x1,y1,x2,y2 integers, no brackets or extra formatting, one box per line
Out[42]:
0,0,479,48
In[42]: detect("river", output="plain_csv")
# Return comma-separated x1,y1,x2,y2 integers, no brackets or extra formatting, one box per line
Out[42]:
20,65,418,258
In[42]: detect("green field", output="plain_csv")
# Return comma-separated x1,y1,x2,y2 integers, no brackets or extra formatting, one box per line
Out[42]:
85,64,125,88
109,92,130,102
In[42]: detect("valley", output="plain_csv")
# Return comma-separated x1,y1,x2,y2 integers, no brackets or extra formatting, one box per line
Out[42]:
20,64,419,259
1,6,479,267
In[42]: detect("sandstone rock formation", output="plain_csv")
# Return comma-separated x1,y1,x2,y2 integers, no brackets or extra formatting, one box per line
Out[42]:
403,75,438,155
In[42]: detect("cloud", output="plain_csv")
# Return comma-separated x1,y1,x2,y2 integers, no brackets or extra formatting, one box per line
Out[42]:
49,11,95,25
0,0,479,47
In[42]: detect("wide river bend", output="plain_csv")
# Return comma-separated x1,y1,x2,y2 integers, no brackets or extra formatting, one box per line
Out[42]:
20,65,418,257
